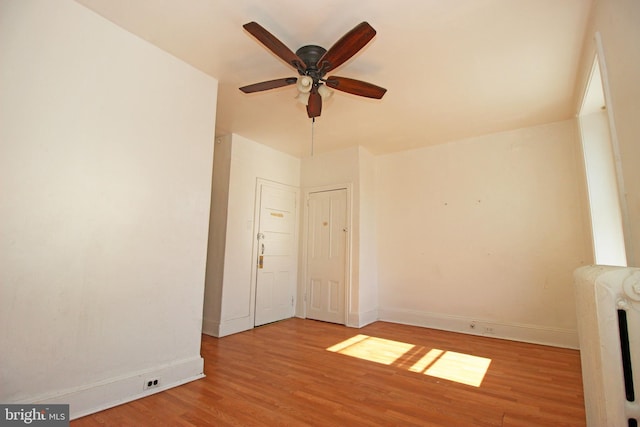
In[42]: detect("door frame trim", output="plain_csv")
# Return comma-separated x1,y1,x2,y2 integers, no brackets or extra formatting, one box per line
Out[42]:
299,183,352,325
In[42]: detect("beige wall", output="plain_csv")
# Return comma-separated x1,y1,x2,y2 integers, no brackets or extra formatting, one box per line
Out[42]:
0,0,218,417
574,0,640,267
376,120,592,347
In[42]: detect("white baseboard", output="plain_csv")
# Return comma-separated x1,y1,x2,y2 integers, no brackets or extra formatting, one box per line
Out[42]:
29,356,204,420
202,317,220,337
217,316,254,337
348,309,379,328
378,307,578,349
202,315,254,338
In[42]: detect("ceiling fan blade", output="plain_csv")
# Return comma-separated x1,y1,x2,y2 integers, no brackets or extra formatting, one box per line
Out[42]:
325,76,387,99
318,22,376,73
243,22,306,72
307,88,322,118
239,77,297,93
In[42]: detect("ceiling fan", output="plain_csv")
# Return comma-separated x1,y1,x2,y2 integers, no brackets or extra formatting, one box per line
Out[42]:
239,21,387,119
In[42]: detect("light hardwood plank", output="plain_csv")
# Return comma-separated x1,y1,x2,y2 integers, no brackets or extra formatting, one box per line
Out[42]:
72,319,585,426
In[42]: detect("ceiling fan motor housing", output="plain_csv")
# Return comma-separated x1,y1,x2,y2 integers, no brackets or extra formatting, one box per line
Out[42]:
295,45,327,80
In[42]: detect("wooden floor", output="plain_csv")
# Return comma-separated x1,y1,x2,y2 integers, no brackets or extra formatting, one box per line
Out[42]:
72,319,585,426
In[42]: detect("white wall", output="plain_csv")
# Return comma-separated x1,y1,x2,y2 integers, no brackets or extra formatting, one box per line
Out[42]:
202,136,232,332
301,147,360,188
202,133,300,337
575,0,640,267
356,147,379,325
0,0,217,418
376,120,592,347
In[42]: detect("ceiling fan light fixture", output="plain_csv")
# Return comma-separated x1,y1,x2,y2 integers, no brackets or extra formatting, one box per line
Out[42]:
318,84,333,100
240,21,386,119
296,76,313,93
295,91,310,106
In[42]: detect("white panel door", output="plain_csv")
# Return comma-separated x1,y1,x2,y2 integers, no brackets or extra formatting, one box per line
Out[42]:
306,189,348,324
254,182,298,327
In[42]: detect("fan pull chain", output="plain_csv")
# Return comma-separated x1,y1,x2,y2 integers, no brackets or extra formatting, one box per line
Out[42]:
311,117,315,157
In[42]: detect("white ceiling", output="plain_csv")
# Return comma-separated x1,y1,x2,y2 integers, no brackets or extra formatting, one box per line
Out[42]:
75,0,593,158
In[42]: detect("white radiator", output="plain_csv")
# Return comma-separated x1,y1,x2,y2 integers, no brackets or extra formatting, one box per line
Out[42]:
575,265,640,427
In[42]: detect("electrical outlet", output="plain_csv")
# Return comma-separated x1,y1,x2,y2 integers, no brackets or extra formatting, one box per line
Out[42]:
143,377,161,390
484,327,494,334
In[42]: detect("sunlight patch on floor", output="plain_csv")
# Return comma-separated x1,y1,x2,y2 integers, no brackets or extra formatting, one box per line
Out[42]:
327,335,492,387
419,350,491,387
326,334,415,365
408,348,444,372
